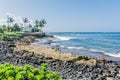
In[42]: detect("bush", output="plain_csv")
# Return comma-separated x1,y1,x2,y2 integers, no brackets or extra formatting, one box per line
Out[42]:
0,32,22,39
0,63,62,80
0,35,9,39
14,33,22,37
0,28,4,34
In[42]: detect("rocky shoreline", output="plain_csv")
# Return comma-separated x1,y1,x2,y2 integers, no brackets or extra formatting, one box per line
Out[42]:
0,36,120,80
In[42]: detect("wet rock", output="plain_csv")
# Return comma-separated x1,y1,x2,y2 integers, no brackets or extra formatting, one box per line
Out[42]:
8,44,16,47
46,56,53,60
44,40,55,44
0,38,120,80
20,36,35,44
28,52,34,57
6,53,14,58
33,59,41,65
8,48,14,53
45,34,53,37
97,58,107,64
117,73,120,77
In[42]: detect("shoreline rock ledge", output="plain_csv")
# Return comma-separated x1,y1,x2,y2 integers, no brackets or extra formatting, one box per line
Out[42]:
22,32,53,38
0,36,120,80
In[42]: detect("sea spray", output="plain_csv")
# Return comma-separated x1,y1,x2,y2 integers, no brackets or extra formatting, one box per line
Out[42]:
54,35,72,41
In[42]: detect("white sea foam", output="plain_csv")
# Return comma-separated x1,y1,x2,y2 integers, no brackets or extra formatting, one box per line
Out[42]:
89,49,105,53
89,49,120,57
50,43,57,45
67,46,85,50
60,46,66,48
104,52,120,57
60,46,86,50
62,46,120,57
54,35,72,41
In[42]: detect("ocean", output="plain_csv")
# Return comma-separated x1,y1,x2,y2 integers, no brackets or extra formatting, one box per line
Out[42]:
33,32,120,61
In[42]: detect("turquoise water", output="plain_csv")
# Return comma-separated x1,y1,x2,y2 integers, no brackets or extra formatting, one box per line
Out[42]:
33,32,120,60
51,32,120,58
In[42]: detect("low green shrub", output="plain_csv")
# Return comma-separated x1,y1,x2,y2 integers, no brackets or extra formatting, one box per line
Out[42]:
0,32,22,39
0,63,62,80
0,28,4,34
0,35,9,39
14,33,22,37
4,32,22,37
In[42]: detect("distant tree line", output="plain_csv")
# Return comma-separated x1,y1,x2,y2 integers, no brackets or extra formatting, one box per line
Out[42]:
0,16,47,33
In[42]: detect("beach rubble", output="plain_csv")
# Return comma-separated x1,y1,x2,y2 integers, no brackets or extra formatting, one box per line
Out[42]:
0,37,120,80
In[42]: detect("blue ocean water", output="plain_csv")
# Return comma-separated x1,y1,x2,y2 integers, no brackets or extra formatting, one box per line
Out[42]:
50,32,120,58
33,32,120,60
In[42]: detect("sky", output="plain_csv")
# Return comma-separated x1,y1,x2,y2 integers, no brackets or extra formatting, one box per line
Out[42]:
0,0,120,32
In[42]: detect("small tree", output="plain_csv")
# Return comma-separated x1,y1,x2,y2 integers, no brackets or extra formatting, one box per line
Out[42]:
40,19,46,31
35,20,39,29
28,24,32,28
39,21,44,31
7,16,14,32
0,28,4,34
2,25,7,31
41,19,47,25
37,19,47,31
12,23,21,32
22,18,29,31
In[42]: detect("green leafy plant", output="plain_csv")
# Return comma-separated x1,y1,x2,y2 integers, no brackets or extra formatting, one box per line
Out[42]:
0,63,62,80
0,32,22,39
0,28,4,34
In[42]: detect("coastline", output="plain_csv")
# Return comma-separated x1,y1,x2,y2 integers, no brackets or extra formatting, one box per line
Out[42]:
15,36,120,79
15,36,120,65
50,32,120,60
0,36,120,79
33,34,120,62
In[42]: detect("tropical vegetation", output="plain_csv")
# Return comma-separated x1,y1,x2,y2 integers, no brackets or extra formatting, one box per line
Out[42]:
0,15,47,39
1,15,46,32
0,63,62,80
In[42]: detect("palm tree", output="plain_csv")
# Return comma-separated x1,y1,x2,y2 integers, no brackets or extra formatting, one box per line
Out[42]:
7,16,14,32
28,24,32,28
39,19,46,31
41,19,47,25
39,21,44,31
13,23,21,32
2,25,7,31
23,17,28,25
35,20,39,29
22,17,29,31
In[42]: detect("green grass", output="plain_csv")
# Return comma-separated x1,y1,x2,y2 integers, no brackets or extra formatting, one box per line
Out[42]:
0,63,62,80
4,32,22,36
4,32,17,35
0,32,22,39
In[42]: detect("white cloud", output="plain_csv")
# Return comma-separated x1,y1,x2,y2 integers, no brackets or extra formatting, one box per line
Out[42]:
6,12,15,17
0,13,35,27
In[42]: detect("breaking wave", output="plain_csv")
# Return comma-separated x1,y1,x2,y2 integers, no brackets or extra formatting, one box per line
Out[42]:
60,46,120,58
54,35,72,41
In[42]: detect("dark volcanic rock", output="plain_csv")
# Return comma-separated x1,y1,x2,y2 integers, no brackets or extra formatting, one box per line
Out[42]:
44,40,55,44
0,38,120,80
8,44,16,47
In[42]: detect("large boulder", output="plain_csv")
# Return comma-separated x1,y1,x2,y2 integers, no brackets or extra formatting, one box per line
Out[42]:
44,40,55,44
20,36,35,44
23,32,45,37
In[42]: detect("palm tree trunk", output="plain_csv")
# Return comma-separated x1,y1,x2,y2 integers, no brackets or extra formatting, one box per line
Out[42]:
8,22,10,32
41,27,42,31
24,23,26,32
